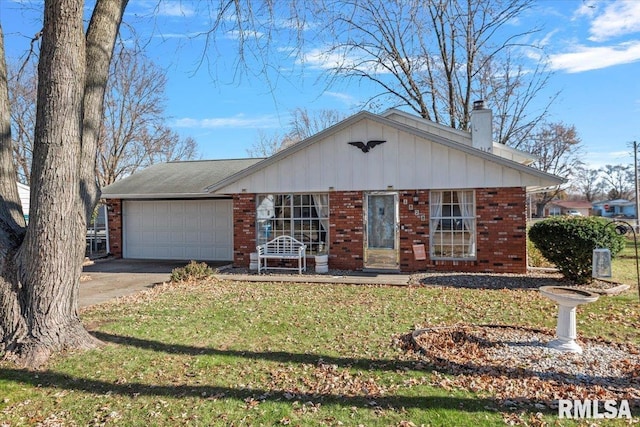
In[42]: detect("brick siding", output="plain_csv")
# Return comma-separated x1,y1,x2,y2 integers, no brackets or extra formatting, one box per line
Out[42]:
233,193,257,266
106,187,527,274
231,187,527,273
106,199,123,258
328,191,364,270
398,187,527,273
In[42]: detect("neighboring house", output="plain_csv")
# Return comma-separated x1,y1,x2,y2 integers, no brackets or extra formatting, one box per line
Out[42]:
544,200,592,217
86,203,109,256
102,105,564,274
592,199,637,218
17,182,30,223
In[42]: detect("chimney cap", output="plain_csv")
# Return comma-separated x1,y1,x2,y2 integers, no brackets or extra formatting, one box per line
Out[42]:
473,100,485,110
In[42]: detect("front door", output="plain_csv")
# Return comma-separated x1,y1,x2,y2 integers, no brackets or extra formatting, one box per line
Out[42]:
364,192,399,270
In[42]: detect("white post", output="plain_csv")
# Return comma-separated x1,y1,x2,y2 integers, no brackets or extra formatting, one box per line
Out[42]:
548,305,582,353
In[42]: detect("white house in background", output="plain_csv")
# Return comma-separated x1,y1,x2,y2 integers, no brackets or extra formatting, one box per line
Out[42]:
17,182,30,222
544,200,592,217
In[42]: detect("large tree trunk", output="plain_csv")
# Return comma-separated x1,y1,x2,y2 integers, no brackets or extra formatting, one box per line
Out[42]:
0,24,28,354
0,0,127,368
15,0,97,368
81,0,128,223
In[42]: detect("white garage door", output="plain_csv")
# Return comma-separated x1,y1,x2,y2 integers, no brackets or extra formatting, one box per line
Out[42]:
123,199,233,260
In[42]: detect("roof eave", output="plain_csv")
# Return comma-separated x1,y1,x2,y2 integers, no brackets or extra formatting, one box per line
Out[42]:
101,192,232,200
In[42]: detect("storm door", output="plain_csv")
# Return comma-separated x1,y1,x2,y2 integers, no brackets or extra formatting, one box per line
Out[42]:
364,192,399,270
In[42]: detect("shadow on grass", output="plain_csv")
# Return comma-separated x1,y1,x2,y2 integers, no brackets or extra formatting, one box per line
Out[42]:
91,331,416,371
92,331,640,395
0,365,501,413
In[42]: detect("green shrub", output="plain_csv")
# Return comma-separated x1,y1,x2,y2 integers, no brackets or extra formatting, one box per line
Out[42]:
527,237,553,268
170,260,216,282
528,216,626,284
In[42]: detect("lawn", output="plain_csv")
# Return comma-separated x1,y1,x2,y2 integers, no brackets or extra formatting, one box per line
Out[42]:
1,254,639,425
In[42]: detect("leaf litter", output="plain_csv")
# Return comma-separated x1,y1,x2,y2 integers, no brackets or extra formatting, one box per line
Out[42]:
402,324,640,410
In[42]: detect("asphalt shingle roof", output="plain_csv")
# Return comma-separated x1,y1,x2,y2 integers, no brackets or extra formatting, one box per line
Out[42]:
101,158,264,198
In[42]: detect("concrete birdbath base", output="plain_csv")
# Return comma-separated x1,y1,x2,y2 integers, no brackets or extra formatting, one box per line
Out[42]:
539,286,599,354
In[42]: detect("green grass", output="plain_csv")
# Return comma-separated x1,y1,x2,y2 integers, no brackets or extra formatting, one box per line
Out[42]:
1,269,639,425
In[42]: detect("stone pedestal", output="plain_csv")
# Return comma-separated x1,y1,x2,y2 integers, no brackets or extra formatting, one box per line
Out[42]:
539,286,599,354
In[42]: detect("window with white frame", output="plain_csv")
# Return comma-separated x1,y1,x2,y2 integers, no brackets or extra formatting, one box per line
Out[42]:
429,190,476,259
256,194,329,255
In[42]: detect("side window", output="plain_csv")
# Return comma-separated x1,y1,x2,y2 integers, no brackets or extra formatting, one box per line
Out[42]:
429,190,476,259
256,193,329,255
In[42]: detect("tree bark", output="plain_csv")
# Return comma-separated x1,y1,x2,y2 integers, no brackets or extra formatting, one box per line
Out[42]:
81,0,128,223
0,0,126,368
14,0,95,367
0,24,28,355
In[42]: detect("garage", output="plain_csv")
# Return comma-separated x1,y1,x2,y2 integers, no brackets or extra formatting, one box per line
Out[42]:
123,199,233,261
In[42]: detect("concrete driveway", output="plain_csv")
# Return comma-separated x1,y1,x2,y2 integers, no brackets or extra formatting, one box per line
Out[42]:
80,259,230,307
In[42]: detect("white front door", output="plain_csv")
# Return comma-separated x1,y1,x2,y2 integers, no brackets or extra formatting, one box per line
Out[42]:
364,192,399,270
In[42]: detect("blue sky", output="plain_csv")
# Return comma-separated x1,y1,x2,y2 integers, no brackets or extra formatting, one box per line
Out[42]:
2,0,639,168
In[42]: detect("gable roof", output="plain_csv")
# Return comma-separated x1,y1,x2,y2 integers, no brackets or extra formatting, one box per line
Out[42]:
101,158,263,199
547,200,593,210
381,109,538,165
206,110,565,194
593,199,635,206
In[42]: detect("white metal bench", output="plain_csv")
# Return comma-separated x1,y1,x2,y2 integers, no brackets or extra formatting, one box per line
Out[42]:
256,235,307,274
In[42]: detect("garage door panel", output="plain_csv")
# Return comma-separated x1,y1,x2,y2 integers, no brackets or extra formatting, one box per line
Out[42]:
215,231,231,245
123,200,233,260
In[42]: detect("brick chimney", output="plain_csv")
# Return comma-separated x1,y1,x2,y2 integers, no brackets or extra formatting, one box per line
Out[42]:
470,100,492,153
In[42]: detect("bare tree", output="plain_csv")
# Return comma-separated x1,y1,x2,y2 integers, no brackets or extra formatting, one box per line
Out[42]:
287,108,345,141
9,46,197,189
247,130,292,157
571,165,604,202
314,0,553,146
0,0,297,367
8,61,38,185
519,122,582,216
600,164,634,200
98,45,197,186
247,108,346,157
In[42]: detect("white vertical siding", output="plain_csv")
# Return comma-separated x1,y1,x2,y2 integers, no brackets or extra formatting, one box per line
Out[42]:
214,116,561,194
17,183,30,216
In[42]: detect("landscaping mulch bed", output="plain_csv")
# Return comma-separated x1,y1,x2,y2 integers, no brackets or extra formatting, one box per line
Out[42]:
409,270,630,294
403,324,640,410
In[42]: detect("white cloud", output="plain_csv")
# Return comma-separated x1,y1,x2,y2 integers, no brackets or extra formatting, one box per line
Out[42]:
300,47,397,75
588,1,640,42
223,30,265,41
174,114,280,129
157,1,195,18
548,41,640,73
572,2,597,20
583,150,632,169
325,91,358,106
300,48,347,70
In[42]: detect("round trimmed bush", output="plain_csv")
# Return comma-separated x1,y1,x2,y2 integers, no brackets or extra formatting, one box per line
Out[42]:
528,216,626,284
170,260,215,282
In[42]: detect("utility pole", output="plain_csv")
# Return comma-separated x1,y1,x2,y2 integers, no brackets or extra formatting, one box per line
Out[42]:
635,141,639,231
